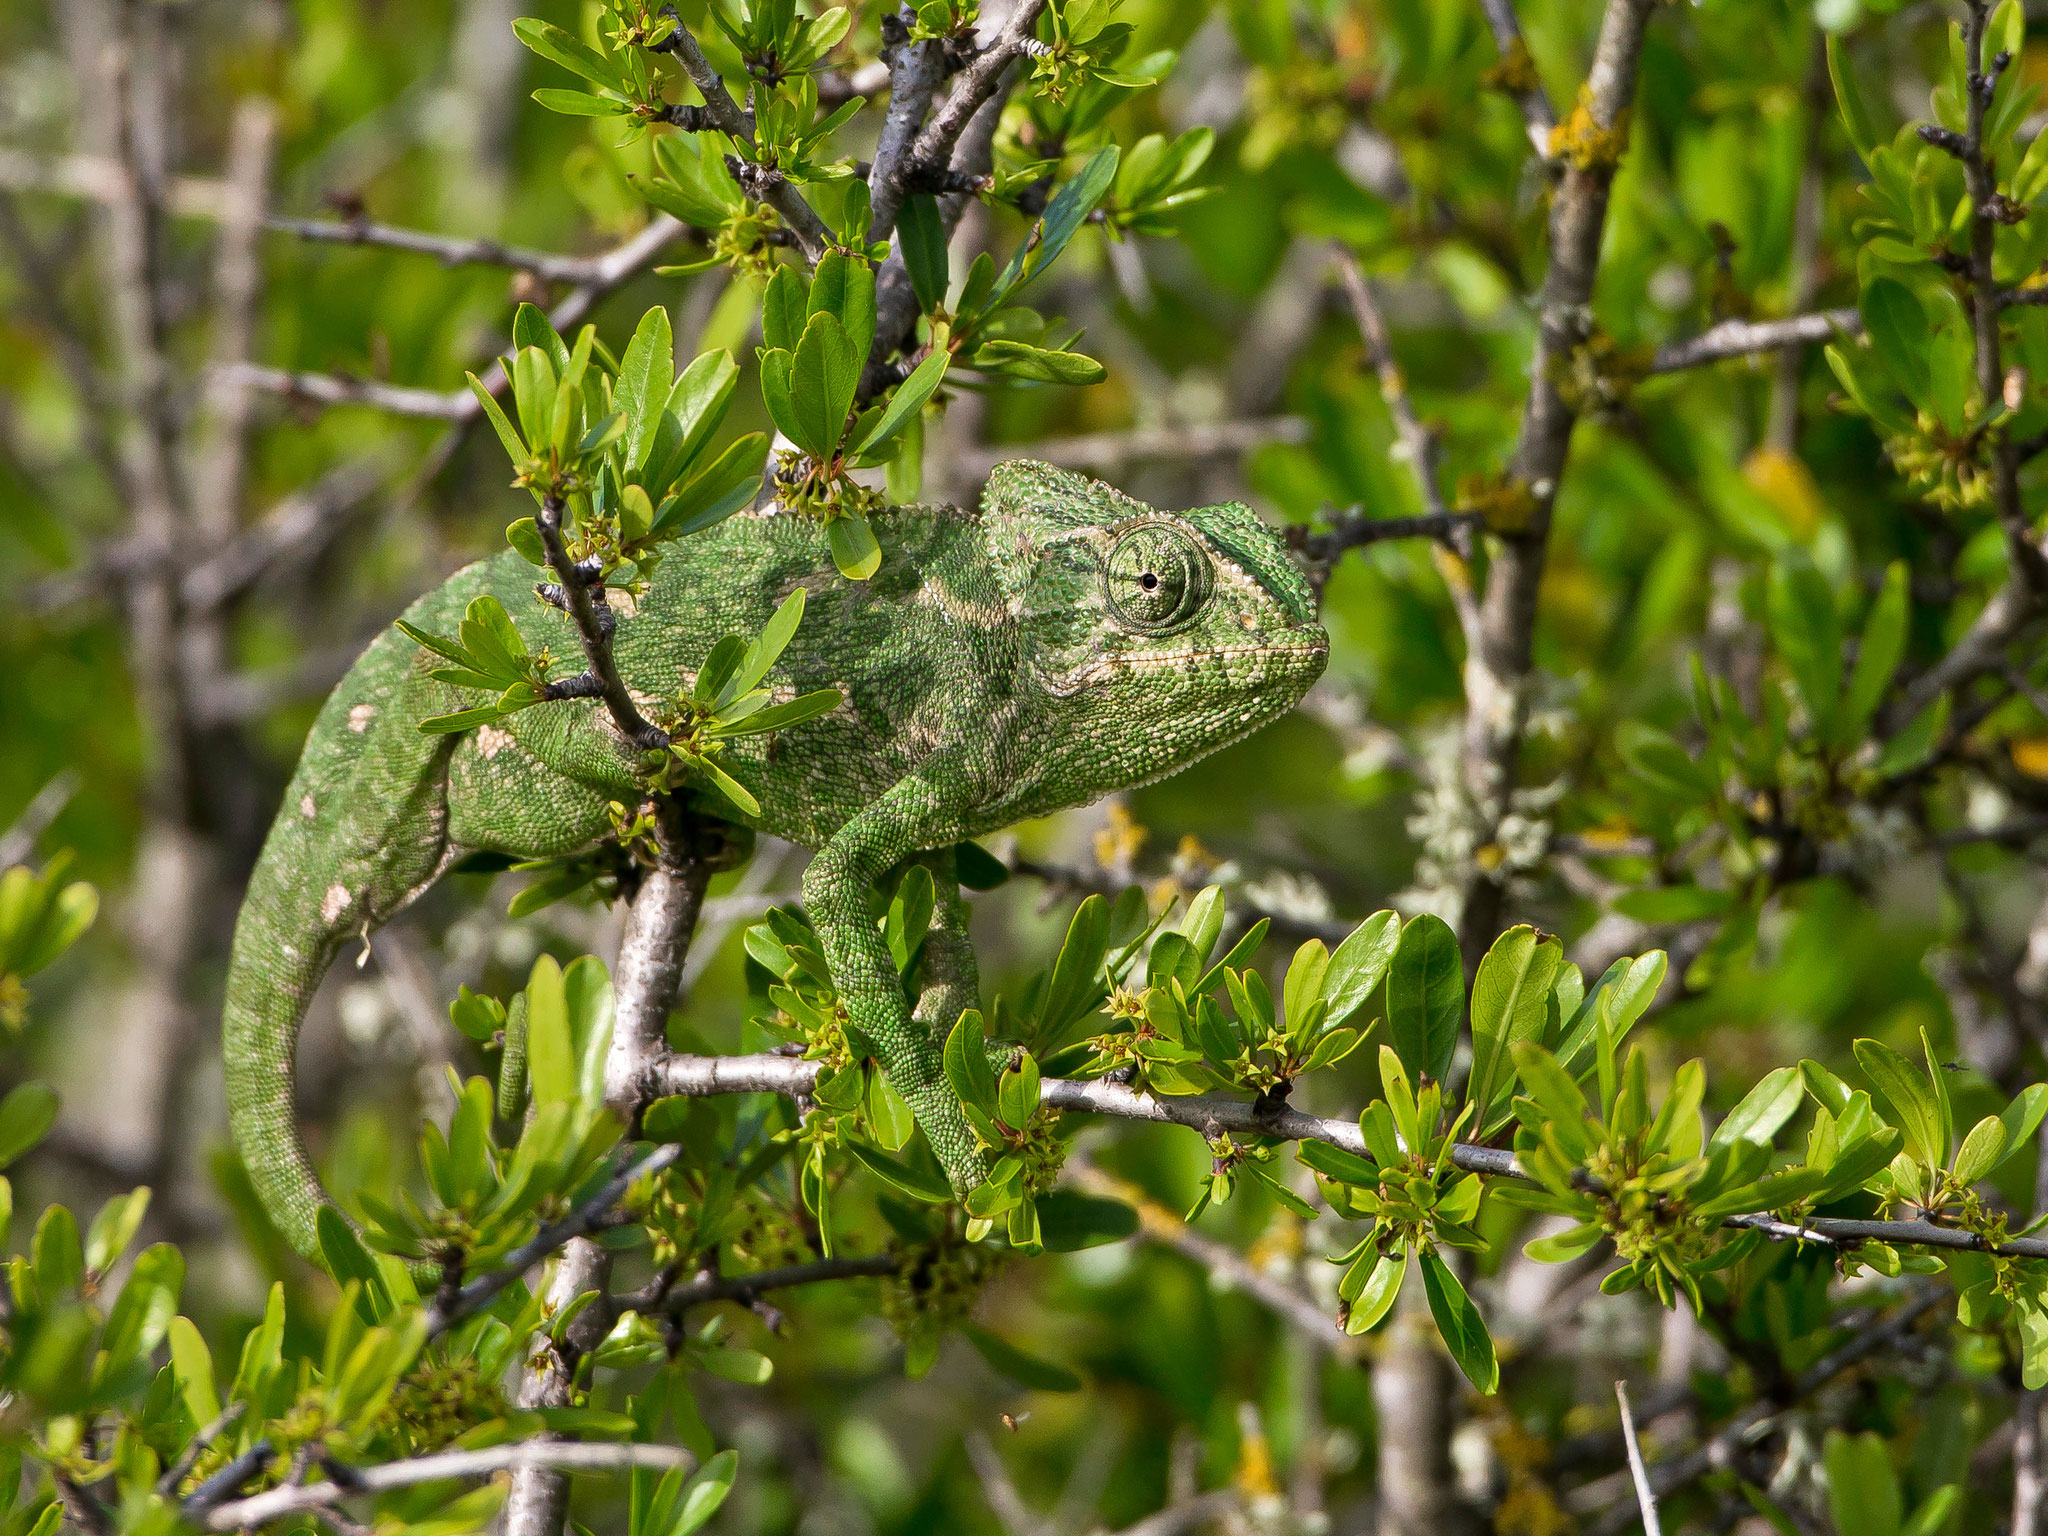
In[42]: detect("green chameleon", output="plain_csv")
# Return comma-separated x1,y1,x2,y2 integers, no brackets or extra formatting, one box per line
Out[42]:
223,460,1328,1261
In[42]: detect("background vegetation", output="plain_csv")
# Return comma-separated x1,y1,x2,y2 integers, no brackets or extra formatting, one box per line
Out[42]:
11,0,2048,1532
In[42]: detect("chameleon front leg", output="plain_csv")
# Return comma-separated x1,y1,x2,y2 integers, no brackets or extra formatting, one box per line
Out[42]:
804,775,990,1193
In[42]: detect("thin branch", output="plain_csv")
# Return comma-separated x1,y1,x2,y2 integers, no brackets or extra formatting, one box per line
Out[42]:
1614,1381,1663,1536
865,12,951,243
861,5,1036,397
234,215,690,424
1294,511,1484,566
422,1143,684,1338
607,803,715,1118
967,1434,1052,1536
650,1052,2048,1260
901,2,1049,187
1646,308,1861,374
532,493,671,752
1580,1286,1947,1532
1476,0,1556,148
1458,0,1657,960
954,416,1308,482
504,1238,616,1536
0,771,81,868
1113,1491,1240,1536
199,1443,692,1532
654,14,833,259
221,364,474,419
1331,250,1459,533
1067,1159,1358,1356
653,1252,897,1314
0,146,229,218
265,213,662,284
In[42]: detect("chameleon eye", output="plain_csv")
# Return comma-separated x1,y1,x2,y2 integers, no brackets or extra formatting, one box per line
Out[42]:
1105,523,1212,634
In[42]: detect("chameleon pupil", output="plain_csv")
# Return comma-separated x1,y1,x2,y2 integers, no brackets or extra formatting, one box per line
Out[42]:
1141,573,1158,590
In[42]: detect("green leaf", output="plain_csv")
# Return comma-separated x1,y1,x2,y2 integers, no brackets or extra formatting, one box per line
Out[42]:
1997,1084,2048,1170
999,144,1120,301
1611,885,1735,925
1823,1431,1902,1536
1387,915,1462,1083
851,347,949,459
706,689,842,738
689,752,761,817
826,513,882,580
617,307,676,474
532,87,633,116
672,1450,739,1536
1853,1037,1943,1170
317,1206,392,1322
1708,1065,1804,1153
84,1188,149,1276
1420,1247,1498,1393
0,1083,58,1168
1345,1248,1408,1334
997,1051,1041,1130
845,1141,953,1203
808,250,878,361
970,340,1108,385
961,1324,1082,1391
1469,926,1563,1128
1876,692,1949,777
944,1009,999,1115
1037,895,1113,1050
33,1203,81,1296
1036,1191,1138,1251
954,841,1010,891
1827,35,1882,167
1761,552,1843,745
724,589,807,708
1951,1115,2008,1186
1859,278,1932,406
1324,910,1399,1026
899,193,948,312
168,1315,219,1425
525,955,574,1108
467,372,527,462
789,313,861,459
1839,561,1908,749
513,18,630,94
696,1346,773,1385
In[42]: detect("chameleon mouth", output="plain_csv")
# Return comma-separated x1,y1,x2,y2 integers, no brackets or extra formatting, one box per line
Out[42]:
1052,635,1328,694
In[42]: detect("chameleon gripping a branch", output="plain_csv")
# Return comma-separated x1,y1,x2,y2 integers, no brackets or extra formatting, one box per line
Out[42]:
223,460,1328,1261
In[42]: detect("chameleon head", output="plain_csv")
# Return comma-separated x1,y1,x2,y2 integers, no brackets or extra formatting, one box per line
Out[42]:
984,461,1330,790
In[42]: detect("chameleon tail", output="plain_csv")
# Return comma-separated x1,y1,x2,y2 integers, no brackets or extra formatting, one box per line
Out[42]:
222,632,461,1263
222,846,358,1262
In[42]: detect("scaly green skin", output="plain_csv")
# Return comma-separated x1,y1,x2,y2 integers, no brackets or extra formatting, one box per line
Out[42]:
224,461,1328,1261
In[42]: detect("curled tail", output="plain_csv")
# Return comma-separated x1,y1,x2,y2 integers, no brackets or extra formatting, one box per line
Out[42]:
223,624,461,1262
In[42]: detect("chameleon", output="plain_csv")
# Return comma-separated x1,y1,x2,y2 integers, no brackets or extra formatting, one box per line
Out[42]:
223,459,1329,1262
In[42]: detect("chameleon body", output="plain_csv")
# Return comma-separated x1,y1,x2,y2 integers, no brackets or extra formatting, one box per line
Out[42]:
223,460,1328,1260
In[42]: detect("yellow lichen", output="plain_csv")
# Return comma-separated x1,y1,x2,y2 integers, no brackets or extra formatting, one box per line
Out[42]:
1548,88,1631,171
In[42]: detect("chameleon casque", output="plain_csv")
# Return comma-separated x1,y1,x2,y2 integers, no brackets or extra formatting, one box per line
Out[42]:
224,459,1329,1261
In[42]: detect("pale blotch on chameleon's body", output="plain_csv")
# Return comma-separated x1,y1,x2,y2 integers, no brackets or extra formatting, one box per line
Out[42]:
223,460,1328,1261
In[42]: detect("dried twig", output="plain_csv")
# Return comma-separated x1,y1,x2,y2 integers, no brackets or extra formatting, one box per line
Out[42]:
652,1053,2048,1260
1646,308,1861,374
201,1442,692,1532
1614,1381,1662,1536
